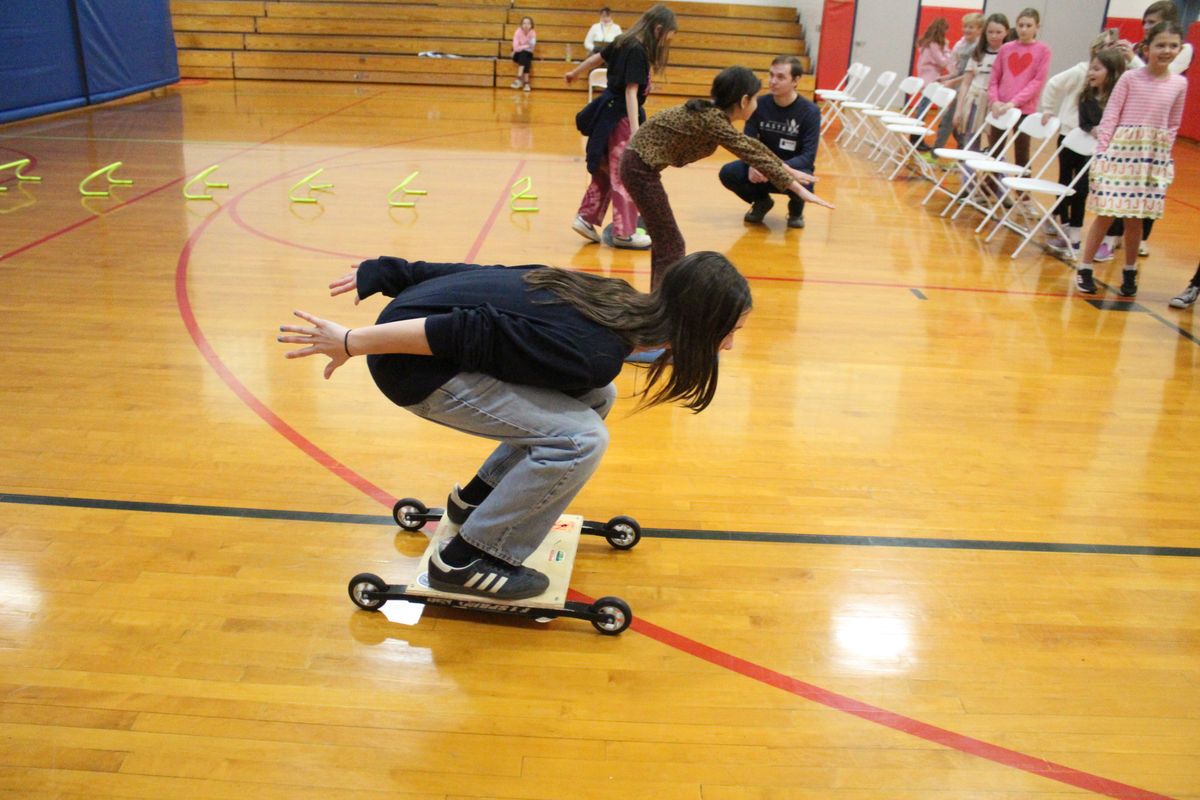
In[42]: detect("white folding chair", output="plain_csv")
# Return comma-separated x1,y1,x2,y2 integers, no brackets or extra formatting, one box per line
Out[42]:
879,83,957,181
955,115,1061,229
819,63,871,135
835,70,896,148
922,107,1021,211
857,76,924,157
587,68,608,101
985,127,1097,259
815,61,863,103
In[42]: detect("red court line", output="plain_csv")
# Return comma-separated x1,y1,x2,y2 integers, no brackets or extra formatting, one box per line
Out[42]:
1,177,185,263
173,159,1181,800
175,205,395,508
0,91,382,263
464,160,527,264
616,601,1178,800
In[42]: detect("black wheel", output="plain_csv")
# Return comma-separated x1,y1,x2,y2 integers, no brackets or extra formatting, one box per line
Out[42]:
348,573,388,611
392,497,428,531
589,596,632,635
604,515,641,550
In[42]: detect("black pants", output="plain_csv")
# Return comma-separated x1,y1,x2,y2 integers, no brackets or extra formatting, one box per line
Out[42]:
512,51,533,70
1053,136,1090,228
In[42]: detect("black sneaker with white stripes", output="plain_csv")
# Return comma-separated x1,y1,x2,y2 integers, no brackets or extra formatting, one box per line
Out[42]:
445,484,477,525
427,549,550,600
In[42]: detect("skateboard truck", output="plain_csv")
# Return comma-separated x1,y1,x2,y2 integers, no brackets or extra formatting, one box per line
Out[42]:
390,496,642,550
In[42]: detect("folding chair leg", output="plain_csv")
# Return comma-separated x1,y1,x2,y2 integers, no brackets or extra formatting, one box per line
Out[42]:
941,169,975,217
921,169,951,206
887,140,921,181
985,195,1021,242
974,186,1010,233
1012,208,1068,259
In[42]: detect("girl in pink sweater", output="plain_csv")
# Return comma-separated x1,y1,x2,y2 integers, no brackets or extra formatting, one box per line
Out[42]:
511,17,536,92
987,7,1051,166
1075,21,1188,298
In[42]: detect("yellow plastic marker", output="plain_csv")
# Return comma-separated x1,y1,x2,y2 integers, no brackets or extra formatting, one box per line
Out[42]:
388,170,428,207
0,159,42,192
288,168,334,204
183,164,229,200
79,161,133,197
510,175,538,212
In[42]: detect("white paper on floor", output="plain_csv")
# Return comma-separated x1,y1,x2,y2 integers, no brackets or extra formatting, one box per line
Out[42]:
380,600,425,626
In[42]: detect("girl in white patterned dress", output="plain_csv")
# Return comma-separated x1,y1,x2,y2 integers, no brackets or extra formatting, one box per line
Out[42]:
1075,21,1187,298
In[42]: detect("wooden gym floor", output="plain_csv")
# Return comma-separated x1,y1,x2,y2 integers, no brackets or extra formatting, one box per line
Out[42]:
1,79,1198,799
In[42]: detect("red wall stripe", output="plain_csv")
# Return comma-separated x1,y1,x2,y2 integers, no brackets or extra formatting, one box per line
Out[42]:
815,0,856,90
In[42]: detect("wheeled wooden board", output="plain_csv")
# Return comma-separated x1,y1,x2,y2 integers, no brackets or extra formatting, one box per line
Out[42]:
347,499,639,634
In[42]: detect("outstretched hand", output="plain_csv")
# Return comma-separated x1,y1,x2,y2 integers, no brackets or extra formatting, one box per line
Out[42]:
792,181,834,210
277,309,351,380
329,264,359,304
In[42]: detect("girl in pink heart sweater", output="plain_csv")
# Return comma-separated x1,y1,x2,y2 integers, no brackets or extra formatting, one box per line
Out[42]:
987,7,1051,166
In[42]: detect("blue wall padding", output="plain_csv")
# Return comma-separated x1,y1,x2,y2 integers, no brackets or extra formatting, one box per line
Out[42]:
0,0,178,125
0,1,89,124
76,0,179,104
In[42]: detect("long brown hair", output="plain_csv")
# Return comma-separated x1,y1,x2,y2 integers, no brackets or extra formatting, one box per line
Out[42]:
918,18,948,49
523,252,751,412
973,13,1010,62
610,3,677,74
1079,48,1126,111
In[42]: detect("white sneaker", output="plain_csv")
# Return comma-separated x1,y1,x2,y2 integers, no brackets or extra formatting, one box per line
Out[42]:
571,215,600,243
1169,285,1199,309
611,231,651,249
1138,242,1150,257
522,84,531,93
510,80,523,89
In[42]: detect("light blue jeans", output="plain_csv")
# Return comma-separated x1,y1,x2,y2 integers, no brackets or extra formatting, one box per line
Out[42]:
404,373,616,566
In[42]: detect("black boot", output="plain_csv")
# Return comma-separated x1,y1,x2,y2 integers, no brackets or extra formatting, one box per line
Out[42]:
787,198,805,229
743,196,774,224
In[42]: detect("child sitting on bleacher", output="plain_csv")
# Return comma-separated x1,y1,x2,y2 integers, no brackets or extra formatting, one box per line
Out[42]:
511,16,536,92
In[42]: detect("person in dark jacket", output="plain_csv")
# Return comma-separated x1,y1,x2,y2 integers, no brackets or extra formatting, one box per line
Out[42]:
278,252,751,600
719,55,821,229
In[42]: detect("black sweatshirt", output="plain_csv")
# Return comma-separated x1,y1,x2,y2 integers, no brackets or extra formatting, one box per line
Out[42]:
356,258,631,407
744,93,821,175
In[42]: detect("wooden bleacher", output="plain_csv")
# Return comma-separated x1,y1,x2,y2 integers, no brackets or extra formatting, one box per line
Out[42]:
171,0,813,95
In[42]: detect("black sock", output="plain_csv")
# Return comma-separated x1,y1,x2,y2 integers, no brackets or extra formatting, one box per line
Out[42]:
439,534,491,568
459,475,493,506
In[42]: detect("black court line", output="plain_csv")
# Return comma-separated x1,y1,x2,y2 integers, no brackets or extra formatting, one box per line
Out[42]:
1146,309,1200,345
1063,265,1198,344
3,492,1198,558
1086,298,1147,312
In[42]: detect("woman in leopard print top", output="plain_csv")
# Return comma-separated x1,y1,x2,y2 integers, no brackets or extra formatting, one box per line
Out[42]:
620,66,833,287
